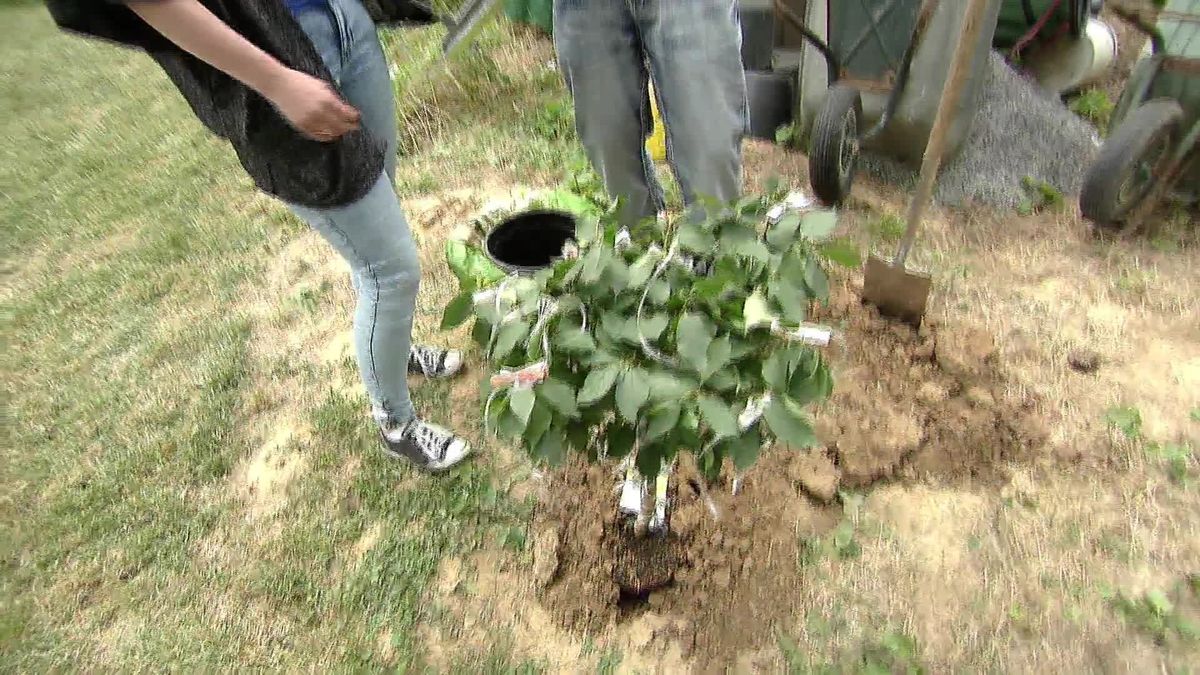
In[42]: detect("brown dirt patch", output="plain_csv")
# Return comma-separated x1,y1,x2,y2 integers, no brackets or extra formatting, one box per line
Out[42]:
233,420,311,520
531,280,1047,664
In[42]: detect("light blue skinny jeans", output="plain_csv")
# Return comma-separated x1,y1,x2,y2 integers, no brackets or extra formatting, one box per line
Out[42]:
553,0,748,225
288,0,417,428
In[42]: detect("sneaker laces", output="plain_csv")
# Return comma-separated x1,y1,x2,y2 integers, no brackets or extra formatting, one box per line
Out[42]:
409,345,444,377
402,419,452,462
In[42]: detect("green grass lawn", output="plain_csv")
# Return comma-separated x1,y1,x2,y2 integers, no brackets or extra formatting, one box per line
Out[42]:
1,5,570,670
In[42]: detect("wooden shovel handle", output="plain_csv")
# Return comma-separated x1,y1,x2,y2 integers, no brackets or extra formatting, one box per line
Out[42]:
895,0,992,267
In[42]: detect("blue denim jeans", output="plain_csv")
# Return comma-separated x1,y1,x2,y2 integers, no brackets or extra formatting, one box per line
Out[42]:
553,0,748,225
288,0,418,427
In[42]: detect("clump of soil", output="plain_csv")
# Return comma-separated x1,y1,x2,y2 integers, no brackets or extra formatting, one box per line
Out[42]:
532,281,1048,662
813,283,1047,486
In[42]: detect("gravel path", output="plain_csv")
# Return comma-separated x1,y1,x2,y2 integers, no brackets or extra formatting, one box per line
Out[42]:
860,51,1103,209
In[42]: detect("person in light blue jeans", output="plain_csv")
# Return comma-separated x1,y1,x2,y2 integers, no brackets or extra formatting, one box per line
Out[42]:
286,0,471,471
553,0,748,226
54,0,470,472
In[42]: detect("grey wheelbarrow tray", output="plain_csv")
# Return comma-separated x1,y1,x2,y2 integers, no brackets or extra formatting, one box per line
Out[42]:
783,0,1004,205
1079,0,1200,231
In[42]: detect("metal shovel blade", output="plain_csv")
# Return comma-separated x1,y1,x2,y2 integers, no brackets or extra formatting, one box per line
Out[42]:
441,0,505,60
862,253,932,327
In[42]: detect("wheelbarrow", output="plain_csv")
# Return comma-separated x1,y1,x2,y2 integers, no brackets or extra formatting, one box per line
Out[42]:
1079,0,1200,232
778,0,1004,205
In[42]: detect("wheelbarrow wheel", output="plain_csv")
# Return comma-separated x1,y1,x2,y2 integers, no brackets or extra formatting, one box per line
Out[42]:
809,84,863,206
1080,99,1184,229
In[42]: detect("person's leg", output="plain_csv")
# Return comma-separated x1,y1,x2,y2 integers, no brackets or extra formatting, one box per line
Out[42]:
639,0,747,215
553,0,663,227
334,0,398,183
290,175,420,427
288,1,468,470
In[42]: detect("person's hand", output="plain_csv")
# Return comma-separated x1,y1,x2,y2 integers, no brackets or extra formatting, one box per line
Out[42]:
263,68,360,142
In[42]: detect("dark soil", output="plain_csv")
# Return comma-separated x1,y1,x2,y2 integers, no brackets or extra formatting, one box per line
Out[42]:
529,279,1049,663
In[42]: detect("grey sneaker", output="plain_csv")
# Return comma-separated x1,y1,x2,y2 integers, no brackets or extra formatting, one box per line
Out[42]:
408,345,464,379
381,418,472,472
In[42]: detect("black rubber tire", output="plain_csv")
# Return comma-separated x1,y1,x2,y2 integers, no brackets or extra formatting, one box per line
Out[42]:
809,84,863,207
1080,99,1184,229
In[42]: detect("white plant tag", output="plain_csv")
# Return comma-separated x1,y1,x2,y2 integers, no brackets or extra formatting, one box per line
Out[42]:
619,478,645,516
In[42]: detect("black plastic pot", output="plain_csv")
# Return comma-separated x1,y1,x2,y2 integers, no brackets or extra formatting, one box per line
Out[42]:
746,68,796,141
484,209,577,274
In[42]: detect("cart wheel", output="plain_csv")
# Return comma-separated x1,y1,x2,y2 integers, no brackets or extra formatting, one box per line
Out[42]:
1080,99,1184,229
809,84,863,206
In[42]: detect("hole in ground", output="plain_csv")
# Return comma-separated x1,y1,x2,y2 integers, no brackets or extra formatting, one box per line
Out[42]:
616,581,675,617
485,209,576,272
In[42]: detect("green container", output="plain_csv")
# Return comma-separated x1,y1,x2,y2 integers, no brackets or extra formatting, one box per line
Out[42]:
993,0,1088,50
1150,0,1200,193
504,0,553,34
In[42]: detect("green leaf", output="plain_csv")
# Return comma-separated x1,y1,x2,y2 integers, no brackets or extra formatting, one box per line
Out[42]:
764,398,819,448
471,318,490,348
804,257,830,302
819,238,863,268
637,313,669,341
645,401,682,442
600,313,631,345
799,210,837,242
605,256,630,292
555,325,596,354
534,429,566,466
763,347,796,391
647,280,672,305
790,360,833,404
729,238,772,263
693,275,730,302
1190,408,1200,423
607,424,636,459
565,423,591,453
699,442,724,483
707,368,739,392
537,378,580,418
636,443,664,478
509,387,536,425
702,336,732,381
581,244,608,284
575,216,600,245
628,251,659,288
446,240,506,289
769,279,809,324
677,313,714,374
647,371,695,402
743,291,774,331
724,430,762,470
496,409,526,439
766,212,802,249
718,221,758,248
778,250,808,286
697,395,739,440
577,364,621,405
679,222,716,254
524,400,554,448
616,368,652,422
492,320,531,361
440,292,474,330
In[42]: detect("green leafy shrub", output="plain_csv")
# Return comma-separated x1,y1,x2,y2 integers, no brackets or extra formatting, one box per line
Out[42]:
441,185,859,481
